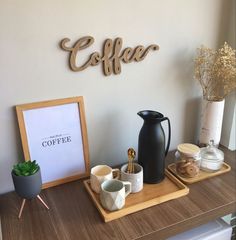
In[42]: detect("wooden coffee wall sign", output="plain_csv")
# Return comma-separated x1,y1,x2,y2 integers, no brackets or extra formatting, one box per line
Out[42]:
60,36,159,76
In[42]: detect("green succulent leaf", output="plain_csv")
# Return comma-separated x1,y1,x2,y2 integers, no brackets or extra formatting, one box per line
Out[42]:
12,160,39,176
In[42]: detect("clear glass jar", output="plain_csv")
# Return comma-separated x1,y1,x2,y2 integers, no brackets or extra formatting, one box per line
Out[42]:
200,140,224,172
175,143,201,178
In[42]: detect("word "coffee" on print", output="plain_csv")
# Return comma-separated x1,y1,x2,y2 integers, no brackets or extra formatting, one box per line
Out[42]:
42,135,72,147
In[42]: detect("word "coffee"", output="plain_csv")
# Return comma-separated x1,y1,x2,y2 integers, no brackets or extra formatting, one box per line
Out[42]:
60,36,159,76
42,136,71,147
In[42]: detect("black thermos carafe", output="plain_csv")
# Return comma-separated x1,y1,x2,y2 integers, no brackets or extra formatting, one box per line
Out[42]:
138,110,171,183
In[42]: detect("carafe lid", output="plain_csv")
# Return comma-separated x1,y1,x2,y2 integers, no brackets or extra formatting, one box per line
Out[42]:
201,140,224,161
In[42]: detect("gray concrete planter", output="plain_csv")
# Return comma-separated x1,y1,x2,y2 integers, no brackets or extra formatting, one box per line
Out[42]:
11,168,42,199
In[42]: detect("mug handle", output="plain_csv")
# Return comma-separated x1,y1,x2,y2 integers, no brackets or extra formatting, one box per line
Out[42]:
122,181,131,197
112,168,120,179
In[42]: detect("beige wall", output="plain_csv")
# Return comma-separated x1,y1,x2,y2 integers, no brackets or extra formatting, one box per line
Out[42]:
0,0,233,194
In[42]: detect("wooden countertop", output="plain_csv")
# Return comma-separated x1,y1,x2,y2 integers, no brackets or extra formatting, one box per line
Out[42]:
0,146,235,240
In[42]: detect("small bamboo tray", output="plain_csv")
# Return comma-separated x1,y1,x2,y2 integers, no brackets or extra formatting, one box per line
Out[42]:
168,162,231,184
84,170,189,222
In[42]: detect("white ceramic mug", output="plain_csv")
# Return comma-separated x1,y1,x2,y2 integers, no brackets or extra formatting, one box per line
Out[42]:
90,165,120,194
120,163,143,193
100,179,131,211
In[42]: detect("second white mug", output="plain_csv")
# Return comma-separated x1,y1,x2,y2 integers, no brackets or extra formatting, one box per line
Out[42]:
120,163,143,193
100,179,131,211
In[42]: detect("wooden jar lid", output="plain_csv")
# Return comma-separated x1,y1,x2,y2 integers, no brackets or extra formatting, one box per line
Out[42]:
177,143,200,157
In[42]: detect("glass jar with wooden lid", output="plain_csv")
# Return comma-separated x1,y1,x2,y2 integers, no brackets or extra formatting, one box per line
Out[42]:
175,143,201,178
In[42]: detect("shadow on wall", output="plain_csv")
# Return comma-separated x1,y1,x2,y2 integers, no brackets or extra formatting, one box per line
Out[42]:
12,107,24,163
183,97,201,144
171,48,201,144
221,92,236,147
218,0,234,46
90,109,128,167
0,107,24,193
172,47,195,88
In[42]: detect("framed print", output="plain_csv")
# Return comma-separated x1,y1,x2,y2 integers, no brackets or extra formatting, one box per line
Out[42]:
16,96,90,189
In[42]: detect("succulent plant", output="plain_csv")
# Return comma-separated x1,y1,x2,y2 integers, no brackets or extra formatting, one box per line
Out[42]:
13,160,39,176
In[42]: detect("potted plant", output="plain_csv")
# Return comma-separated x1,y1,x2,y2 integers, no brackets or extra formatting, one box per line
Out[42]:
11,160,49,218
194,42,236,146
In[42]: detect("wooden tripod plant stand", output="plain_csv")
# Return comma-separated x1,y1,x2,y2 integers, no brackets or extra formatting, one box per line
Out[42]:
11,167,49,219
18,195,49,219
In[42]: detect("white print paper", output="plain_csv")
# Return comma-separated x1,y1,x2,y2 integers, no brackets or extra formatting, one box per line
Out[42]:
23,103,85,183
199,99,225,146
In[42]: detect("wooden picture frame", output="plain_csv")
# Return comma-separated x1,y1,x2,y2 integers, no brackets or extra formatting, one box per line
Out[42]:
16,96,90,189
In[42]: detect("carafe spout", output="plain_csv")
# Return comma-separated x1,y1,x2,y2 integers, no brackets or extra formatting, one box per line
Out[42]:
137,110,164,122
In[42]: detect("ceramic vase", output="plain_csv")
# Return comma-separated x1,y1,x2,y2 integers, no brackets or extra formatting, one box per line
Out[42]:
199,99,225,147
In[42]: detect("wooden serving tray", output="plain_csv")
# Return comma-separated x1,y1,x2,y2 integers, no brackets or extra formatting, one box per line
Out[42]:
168,162,231,184
83,170,189,222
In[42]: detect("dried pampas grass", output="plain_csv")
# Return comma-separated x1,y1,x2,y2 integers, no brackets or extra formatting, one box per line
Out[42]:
194,42,236,101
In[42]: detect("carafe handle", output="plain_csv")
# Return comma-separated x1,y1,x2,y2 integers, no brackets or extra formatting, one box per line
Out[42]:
162,117,171,156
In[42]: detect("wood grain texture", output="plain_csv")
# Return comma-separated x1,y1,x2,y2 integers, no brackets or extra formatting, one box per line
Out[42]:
168,162,231,184
84,170,189,222
61,36,95,72
0,146,235,240
60,36,159,76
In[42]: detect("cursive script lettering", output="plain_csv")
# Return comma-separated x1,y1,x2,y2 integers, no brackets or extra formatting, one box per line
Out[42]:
60,36,159,76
